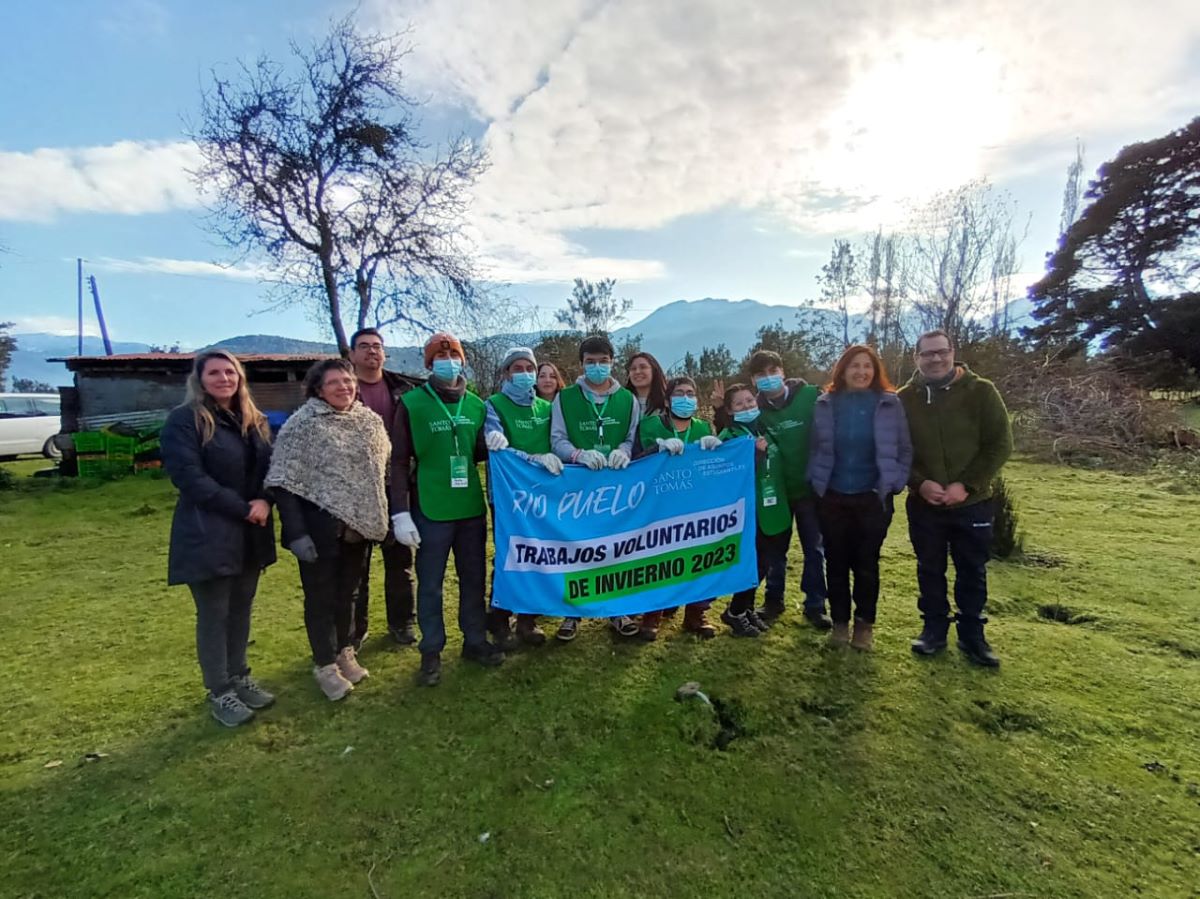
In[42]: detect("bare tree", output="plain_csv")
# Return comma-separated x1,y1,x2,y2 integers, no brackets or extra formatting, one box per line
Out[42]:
817,239,857,347
554,278,634,335
907,179,1023,344
192,15,488,352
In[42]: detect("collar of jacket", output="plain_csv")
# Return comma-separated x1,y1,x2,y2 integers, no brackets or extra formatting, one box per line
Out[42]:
427,374,467,401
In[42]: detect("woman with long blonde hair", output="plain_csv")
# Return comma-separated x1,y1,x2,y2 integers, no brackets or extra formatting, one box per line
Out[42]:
161,350,278,727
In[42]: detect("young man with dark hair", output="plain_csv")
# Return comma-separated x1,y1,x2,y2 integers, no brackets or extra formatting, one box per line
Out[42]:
749,350,831,629
899,330,1012,667
549,334,642,640
347,327,418,648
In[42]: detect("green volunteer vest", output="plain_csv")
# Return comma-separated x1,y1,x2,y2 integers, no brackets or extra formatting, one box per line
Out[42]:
758,384,818,501
558,384,634,452
720,427,791,536
638,413,711,450
488,392,552,454
401,385,486,521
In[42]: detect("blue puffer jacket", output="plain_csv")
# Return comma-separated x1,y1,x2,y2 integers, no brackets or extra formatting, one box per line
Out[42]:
807,390,912,501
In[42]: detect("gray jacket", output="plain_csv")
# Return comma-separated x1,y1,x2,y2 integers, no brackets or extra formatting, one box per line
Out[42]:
807,390,912,501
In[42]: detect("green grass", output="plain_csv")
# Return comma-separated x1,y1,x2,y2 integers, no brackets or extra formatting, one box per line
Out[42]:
1,460,1198,897
1180,402,1200,431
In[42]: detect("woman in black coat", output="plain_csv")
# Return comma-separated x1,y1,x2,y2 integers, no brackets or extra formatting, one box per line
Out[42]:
161,350,277,727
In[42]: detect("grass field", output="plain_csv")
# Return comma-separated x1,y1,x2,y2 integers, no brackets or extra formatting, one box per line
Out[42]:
1,458,1198,898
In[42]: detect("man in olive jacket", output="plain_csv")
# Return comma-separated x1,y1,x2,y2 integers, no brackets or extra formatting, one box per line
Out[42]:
899,329,1012,667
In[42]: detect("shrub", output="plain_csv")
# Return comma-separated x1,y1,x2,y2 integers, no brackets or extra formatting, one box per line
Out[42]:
990,475,1024,560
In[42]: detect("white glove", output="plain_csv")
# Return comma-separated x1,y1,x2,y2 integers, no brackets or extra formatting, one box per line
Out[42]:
576,449,607,470
485,430,509,451
533,453,564,476
607,448,630,470
699,435,723,451
391,512,421,549
655,437,685,455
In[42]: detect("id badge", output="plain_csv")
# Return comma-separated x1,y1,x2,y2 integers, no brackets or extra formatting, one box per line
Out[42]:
449,455,470,489
761,481,778,507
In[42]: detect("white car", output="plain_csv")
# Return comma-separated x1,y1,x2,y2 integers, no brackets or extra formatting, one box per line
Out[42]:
0,393,63,459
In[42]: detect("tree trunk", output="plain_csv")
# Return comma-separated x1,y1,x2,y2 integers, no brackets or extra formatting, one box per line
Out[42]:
319,251,348,355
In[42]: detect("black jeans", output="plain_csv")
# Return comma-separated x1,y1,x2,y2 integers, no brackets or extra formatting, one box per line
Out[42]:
906,495,994,626
817,491,893,624
353,538,415,638
764,497,828,611
299,538,371,667
730,529,791,615
413,509,489,654
188,571,260,695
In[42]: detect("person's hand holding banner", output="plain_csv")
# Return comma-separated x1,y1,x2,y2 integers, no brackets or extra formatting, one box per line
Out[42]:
532,453,564,476
575,449,607,470
486,430,510,451
391,512,422,548
607,448,630,469
699,435,723,451
656,437,685,455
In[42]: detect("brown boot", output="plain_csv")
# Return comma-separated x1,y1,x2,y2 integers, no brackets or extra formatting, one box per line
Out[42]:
829,621,850,647
683,604,716,639
851,619,874,652
638,610,663,641
515,614,546,646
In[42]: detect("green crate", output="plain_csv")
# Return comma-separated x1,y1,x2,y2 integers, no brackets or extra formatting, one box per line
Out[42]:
105,434,137,456
77,458,113,478
72,432,106,453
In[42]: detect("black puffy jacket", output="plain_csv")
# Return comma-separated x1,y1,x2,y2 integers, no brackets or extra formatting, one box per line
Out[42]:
161,404,277,585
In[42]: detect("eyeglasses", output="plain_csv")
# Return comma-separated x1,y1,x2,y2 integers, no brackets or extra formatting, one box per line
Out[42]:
355,343,385,352
917,349,952,360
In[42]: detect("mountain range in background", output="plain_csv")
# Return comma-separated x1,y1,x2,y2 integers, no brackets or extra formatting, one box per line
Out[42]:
5,296,1034,387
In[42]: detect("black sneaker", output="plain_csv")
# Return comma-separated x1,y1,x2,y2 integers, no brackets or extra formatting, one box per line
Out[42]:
911,621,950,655
803,607,833,631
389,621,417,646
958,637,1001,668
209,690,255,727
462,641,505,668
418,651,441,686
721,608,761,638
556,617,580,642
746,609,771,632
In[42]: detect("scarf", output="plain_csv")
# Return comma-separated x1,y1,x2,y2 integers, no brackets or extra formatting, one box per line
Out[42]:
265,398,391,541
500,378,534,406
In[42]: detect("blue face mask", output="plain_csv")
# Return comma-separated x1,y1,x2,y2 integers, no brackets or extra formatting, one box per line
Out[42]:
432,358,463,381
510,371,536,392
755,374,783,393
584,363,611,385
670,396,698,418
733,407,761,424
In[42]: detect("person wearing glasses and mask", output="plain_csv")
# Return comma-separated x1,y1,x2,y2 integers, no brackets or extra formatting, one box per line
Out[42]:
899,330,1012,667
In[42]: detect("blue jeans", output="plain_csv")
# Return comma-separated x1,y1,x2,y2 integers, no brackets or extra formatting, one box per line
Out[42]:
764,497,828,612
906,496,993,631
413,509,488,654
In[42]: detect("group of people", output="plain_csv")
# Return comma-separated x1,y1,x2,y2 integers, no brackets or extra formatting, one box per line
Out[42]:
161,325,1012,727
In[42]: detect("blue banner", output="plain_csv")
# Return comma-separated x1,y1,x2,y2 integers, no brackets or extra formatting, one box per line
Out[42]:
490,438,760,617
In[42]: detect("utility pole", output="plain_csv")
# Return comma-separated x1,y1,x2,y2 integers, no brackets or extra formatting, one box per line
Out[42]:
76,257,83,356
87,276,114,356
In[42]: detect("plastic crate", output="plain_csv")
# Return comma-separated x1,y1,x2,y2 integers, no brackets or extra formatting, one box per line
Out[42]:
77,457,112,478
72,432,106,453
105,434,138,457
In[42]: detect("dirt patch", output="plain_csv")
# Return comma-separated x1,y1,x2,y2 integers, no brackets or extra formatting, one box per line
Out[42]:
1037,603,1098,625
972,699,1044,735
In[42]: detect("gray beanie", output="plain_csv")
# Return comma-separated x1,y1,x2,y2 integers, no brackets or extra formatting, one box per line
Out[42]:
499,346,537,372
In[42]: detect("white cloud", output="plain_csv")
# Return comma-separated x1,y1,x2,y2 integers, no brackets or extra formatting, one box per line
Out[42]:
9,315,102,338
374,0,1200,245
90,256,270,282
0,140,201,222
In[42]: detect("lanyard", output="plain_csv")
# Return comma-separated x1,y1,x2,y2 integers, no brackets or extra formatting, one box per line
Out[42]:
589,391,611,441
426,384,466,455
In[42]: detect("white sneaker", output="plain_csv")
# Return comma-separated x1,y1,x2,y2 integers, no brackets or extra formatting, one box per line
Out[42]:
314,662,353,701
335,646,370,684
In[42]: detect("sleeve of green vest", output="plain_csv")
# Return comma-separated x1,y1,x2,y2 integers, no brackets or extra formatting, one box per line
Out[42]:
959,381,1013,497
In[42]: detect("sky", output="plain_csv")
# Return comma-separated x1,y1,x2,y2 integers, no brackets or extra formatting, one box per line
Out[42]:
1,0,1198,348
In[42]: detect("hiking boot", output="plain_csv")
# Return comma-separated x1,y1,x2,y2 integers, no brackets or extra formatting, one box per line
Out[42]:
389,621,417,646
829,621,851,647
335,646,370,684
419,652,441,687
911,618,950,656
758,599,787,622
638,611,663,641
556,617,580,642
488,610,520,653
956,619,1000,668
610,615,640,637
721,608,761,638
661,606,679,619
746,609,771,632
209,689,255,727
314,663,353,701
803,606,834,631
231,674,275,710
683,605,717,639
850,619,874,652
515,615,547,647
462,641,505,668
